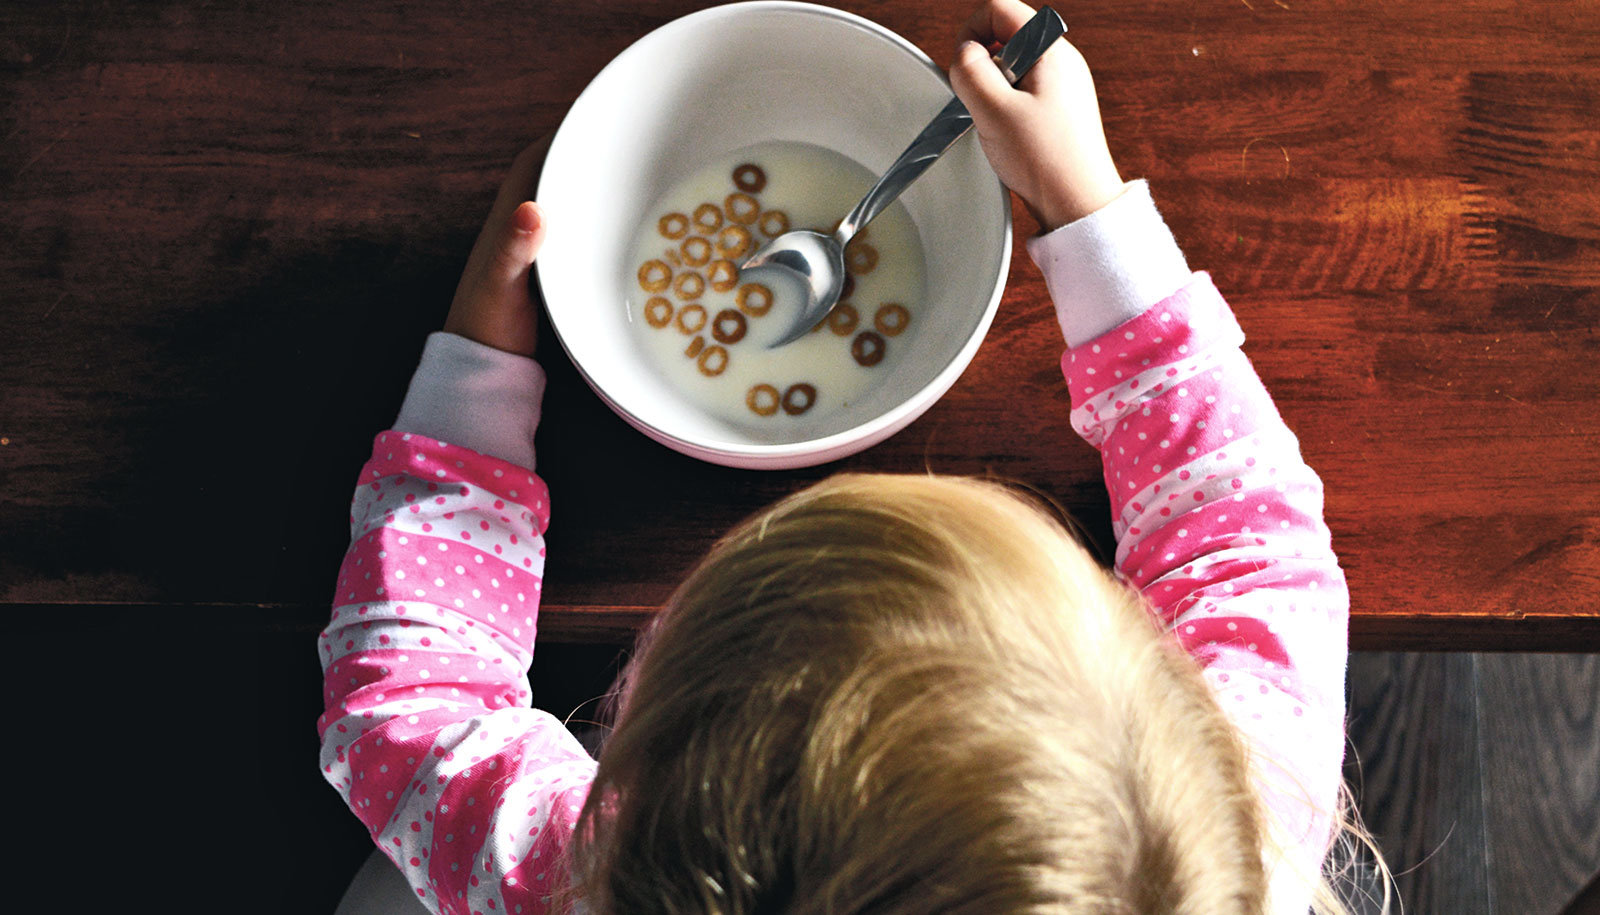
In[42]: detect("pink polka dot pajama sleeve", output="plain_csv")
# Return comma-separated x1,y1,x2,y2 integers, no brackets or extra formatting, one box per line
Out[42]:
1034,184,1349,913
318,337,596,915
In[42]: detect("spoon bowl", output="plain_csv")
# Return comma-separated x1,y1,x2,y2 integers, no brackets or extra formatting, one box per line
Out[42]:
741,228,844,341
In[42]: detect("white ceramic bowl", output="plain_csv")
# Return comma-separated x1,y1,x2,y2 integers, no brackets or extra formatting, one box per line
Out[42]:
536,1,1011,469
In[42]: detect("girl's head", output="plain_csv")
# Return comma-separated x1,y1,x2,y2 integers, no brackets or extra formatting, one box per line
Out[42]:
569,473,1270,913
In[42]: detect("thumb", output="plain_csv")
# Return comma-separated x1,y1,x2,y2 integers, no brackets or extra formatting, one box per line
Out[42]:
487,201,547,285
949,40,1016,132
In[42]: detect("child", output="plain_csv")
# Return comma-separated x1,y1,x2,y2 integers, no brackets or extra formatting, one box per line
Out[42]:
318,1,1383,912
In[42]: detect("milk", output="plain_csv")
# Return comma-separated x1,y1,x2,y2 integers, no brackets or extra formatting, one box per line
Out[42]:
626,140,927,431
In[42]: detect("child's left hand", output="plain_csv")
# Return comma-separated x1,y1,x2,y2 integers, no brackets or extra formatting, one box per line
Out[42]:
442,135,551,357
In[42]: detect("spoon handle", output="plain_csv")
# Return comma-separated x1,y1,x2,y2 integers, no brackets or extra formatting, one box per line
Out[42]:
834,6,1067,242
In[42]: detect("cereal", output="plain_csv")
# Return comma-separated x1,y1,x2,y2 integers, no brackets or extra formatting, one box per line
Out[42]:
716,225,752,259
697,344,729,376
736,283,773,317
781,383,817,415
675,303,707,335
851,331,885,367
693,203,723,234
658,212,689,239
846,241,879,274
673,271,706,301
644,296,674,328
825,303,859,336
681,236,712,267
732,163,767,193
724,192,759,225
874,303,910,336
707,259,739,293
758,209,789,238
712,308,748,344
746,383,780,416
629,142,926,427
638,259,672,293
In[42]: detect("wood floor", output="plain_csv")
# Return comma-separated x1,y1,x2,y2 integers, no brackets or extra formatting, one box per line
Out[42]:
1343,653,1600,915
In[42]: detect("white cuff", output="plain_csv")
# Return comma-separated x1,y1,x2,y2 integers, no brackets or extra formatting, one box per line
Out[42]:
394,333,546,470
1025,180,1193,347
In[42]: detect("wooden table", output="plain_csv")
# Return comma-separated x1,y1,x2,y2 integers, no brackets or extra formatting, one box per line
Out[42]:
6,0,1595,652
3,2,1597,911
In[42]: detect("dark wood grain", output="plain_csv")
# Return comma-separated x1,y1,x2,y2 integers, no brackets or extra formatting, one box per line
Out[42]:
1345,652,1491,915
1480,653,1600,913
1346,652,1600,915
3,0,1598,649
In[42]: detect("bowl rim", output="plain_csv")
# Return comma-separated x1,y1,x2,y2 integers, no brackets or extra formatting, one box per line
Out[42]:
535,0,1013,468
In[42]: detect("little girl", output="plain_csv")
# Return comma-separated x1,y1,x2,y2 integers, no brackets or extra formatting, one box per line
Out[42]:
318,2,1381,912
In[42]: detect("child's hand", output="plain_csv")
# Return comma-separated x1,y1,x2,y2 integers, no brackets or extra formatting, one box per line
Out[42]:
949,0,1124,232
442,136,551,357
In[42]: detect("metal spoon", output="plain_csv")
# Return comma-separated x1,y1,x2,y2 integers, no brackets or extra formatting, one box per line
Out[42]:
743,6,1067,348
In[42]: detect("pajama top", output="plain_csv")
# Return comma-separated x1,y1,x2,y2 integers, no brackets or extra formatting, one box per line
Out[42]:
317,181,1349,915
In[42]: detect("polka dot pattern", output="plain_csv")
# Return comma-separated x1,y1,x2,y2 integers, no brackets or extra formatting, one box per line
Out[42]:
318,432,594,914
1060,275,1349,909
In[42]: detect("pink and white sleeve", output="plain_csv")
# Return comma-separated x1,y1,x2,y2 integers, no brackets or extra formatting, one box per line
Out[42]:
1029,189,1348,914
317,336,596,915
1059,277,1348,914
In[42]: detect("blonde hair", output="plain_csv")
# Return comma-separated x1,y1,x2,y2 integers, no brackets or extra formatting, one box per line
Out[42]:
568,474,1387,914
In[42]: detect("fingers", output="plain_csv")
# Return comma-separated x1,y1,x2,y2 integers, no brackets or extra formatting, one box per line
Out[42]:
441,139,552,357
957,0,1038,48
949,38,1018,131
487,201,547,284
955,0,1069,98
467,135,553,287
487,135,554,227
446,198,544,354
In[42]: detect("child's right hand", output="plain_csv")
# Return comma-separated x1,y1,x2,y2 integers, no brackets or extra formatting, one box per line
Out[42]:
949,0,1125,233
